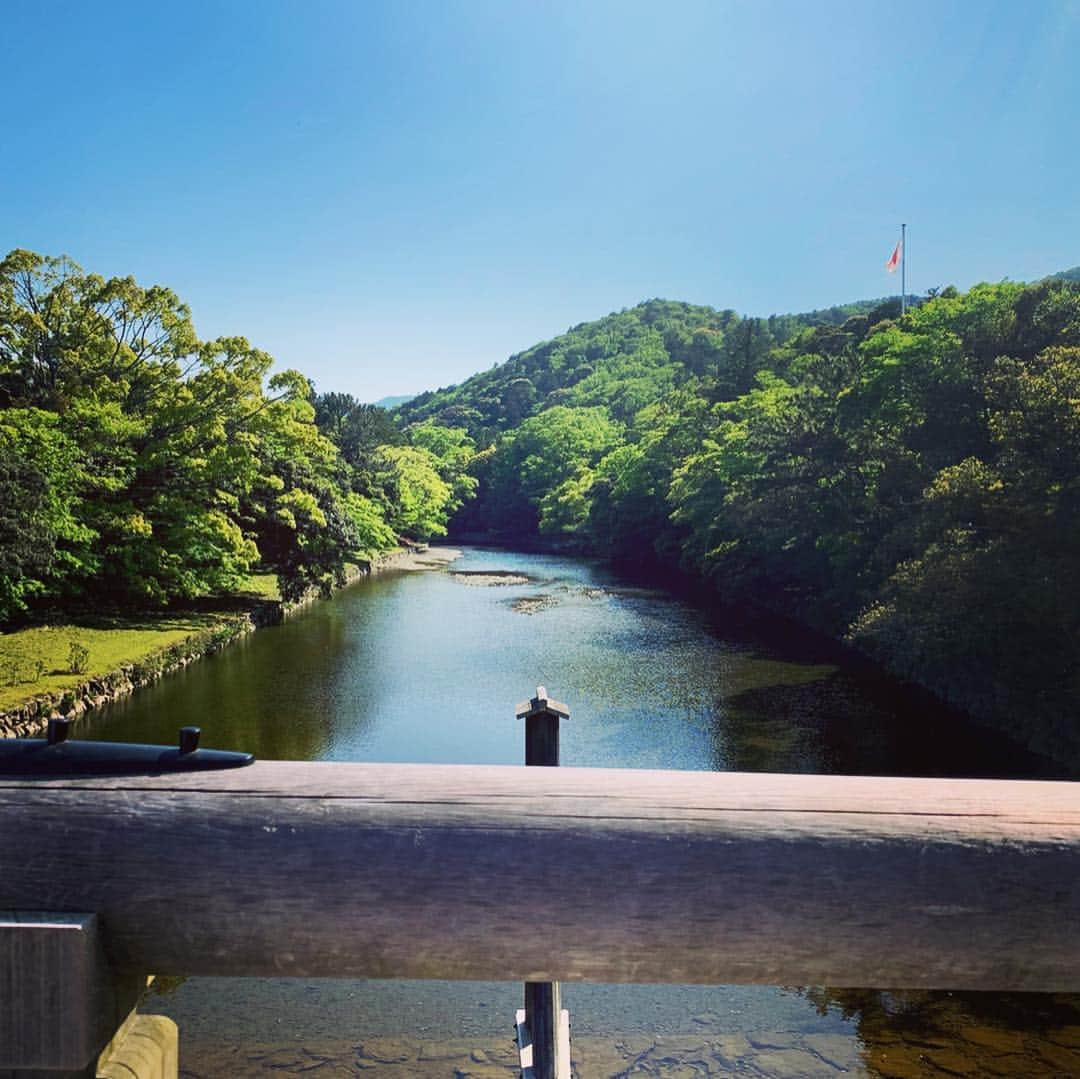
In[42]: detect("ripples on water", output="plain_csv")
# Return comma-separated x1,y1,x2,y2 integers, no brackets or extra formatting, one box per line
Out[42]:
84,547,1078,1076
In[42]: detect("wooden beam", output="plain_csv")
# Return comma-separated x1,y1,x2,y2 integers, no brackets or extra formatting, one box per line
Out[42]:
0,763,1077,989
0,913,143,1071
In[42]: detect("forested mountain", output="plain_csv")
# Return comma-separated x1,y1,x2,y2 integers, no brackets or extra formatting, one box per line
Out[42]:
397,277,1080,761
396,296,898,439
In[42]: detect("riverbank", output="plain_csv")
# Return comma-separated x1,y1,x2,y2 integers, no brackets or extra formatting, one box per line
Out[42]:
0,547,461,739
374,545,463,574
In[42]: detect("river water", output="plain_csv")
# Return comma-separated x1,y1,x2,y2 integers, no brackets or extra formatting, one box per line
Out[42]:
83,547,1079,1077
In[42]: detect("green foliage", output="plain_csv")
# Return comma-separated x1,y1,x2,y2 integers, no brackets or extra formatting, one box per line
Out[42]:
343,492,397,555
67,640,89,674
0,407,96,617
587,390,709,565
669,279,1080,754
395,298,810,439
473,405,623,538
394,295,868,553
406,422,478,513
313,392,403,471
375,445,455,541
0,250,418,620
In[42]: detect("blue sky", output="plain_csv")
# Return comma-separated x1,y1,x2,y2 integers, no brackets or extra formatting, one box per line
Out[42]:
3,0,1078,400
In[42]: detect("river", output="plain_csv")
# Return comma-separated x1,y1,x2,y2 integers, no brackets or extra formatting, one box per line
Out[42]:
83,547,1079,1077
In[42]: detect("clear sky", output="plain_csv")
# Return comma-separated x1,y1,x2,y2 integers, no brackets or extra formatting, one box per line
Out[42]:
3,0,1078,400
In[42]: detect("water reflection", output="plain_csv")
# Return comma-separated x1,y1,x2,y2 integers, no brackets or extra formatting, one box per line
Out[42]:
802,989,1080,1076
712,666,1064,778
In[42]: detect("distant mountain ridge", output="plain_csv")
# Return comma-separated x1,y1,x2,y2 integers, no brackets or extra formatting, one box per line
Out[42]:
373,394,415,410
395,265,1076,437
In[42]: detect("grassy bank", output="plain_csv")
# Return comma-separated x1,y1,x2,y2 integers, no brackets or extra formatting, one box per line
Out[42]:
0,574,280,716
0,554,451,730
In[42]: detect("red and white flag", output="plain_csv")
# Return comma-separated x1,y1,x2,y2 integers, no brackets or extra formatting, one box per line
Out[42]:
885,239,903,273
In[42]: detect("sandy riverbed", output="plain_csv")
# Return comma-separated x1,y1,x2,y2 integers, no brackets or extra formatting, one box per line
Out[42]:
377,546,464,573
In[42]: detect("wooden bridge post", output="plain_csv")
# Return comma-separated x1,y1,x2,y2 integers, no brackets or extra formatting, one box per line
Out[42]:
514,687,572,1079
518,685,568,768
0,912,170,1077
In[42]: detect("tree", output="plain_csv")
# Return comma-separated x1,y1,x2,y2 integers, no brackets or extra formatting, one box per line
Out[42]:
0,248,197,412
478,405,623,537
588,390,707,566
375,446,454,540
0,409,95,620
407,422,478,513
502,377,537,424
0,249,401,613
313,393,403,470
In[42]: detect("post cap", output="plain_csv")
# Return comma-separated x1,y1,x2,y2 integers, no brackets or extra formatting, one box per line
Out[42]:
179,726,201,754
515,685,570,721
47,717,75,745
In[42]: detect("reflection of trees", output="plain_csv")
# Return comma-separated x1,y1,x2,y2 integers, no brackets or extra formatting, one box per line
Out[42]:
82,607,369,762
709,664,1065,778
800,988,1080,1077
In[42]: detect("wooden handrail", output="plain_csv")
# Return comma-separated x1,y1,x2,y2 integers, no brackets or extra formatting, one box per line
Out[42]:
1,762,1077,989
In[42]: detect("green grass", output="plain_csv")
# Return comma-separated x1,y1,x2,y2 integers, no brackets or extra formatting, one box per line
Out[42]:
0,572,286,714
0,614,222,712
237,572,280,601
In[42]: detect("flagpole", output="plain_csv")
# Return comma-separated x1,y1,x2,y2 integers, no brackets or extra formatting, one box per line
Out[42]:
901,223,906,316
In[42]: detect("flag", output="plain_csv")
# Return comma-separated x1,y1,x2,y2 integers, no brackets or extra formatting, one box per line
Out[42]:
886,239,902,273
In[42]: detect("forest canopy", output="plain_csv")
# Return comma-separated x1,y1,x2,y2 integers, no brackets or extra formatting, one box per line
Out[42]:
0,250,468,614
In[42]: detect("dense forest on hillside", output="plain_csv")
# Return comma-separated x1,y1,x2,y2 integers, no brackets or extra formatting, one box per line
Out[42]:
3,246,1078,760
0,250,472,615
398,277,1080,761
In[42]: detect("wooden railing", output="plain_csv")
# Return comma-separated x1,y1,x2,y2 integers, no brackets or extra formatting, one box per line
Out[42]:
2,762,1078,984
2,761,1078,1072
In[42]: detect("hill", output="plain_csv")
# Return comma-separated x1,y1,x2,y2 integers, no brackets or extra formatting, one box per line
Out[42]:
396,276,1080,764
396,295,901,440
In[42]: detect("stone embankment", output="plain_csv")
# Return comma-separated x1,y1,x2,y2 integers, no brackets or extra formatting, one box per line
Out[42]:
0,612,262,740
0,547,461,740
